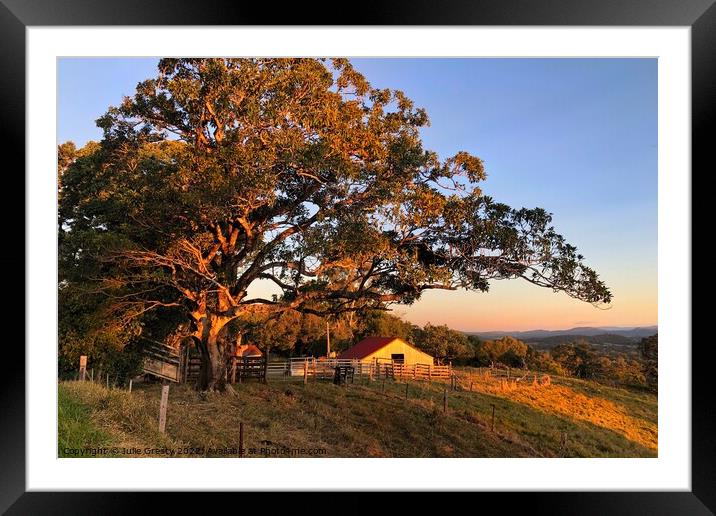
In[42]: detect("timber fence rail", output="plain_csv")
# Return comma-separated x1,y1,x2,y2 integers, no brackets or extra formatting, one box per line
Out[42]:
264,357,452,383
141,341,182,383
148,352,456,385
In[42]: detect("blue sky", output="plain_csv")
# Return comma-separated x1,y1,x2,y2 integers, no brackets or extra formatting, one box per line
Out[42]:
58,58,657,331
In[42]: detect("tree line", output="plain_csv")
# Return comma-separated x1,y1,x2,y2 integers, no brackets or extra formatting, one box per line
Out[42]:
59,288,656,392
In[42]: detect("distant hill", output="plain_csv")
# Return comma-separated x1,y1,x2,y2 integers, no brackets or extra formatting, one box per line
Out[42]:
467,326,658,343
526,333,638,351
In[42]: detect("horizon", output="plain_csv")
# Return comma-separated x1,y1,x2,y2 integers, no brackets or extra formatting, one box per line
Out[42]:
460,323,658,334
58,57,657,332
386,307,657,333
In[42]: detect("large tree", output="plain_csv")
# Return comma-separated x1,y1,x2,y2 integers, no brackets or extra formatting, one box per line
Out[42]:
476,335,529,368
353,310,416,344
413,323,470,364
59,58,611,390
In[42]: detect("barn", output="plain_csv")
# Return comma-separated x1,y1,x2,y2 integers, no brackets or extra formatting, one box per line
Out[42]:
234,344,263,358
338,337,434,365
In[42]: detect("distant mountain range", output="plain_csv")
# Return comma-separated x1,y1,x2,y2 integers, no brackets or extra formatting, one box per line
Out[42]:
466,325,658,343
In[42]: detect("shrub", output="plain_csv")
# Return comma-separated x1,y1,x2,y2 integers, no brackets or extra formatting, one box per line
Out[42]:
59,331,144,385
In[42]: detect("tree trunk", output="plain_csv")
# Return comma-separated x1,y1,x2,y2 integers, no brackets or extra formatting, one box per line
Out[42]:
194,315,231,391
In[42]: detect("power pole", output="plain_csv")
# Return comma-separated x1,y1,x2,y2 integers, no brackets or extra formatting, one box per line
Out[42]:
326,320,331,357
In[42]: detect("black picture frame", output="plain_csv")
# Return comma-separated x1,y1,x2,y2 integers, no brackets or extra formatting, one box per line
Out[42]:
2,0,706,513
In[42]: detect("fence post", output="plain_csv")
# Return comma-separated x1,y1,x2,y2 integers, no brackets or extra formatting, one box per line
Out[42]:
128,379,133,393
158,382,170,434
183,347,190,383
559,432,569,457
79,355,87,382
239,422,244,458
106,374,110,389
491,404,496,432
443,388,448,413
303,359,308,385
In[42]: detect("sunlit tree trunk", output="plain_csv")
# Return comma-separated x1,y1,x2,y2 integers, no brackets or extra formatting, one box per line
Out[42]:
193,311,233,391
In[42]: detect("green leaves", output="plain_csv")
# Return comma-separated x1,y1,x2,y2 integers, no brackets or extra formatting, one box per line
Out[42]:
413,323,471,362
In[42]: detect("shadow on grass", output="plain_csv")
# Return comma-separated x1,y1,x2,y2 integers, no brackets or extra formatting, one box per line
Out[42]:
58,378,656,458
351,378,656,457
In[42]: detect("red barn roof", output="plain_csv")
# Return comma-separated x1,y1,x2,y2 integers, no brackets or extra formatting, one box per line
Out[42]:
235,344,263,357
338,337,401,360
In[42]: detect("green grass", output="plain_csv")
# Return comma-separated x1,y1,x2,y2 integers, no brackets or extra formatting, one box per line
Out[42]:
58,374,657,458
58,385,113,457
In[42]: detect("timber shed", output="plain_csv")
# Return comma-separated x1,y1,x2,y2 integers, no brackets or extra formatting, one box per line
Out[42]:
338,337,433,365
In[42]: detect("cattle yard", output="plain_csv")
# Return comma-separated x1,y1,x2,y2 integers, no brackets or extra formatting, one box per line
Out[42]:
139,341,454,385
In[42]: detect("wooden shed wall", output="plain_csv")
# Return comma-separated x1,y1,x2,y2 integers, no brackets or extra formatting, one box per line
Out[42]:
362,339,434,365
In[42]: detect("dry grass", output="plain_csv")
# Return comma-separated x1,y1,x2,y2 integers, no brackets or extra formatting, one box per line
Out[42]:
60,381,181,455
59,372,657,458
60,380,537,458
455,369,657,452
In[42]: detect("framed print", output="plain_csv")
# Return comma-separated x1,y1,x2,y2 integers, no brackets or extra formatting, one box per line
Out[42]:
3,0,709,513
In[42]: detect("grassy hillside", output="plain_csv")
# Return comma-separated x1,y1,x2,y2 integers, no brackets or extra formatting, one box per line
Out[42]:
58,372,657,458
58,384,113,454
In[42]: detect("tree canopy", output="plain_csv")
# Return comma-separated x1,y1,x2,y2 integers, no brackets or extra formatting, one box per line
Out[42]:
412,323,470,364
353,311,416,344
550,340,610,379
474,335,529,367
59,58,611,390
